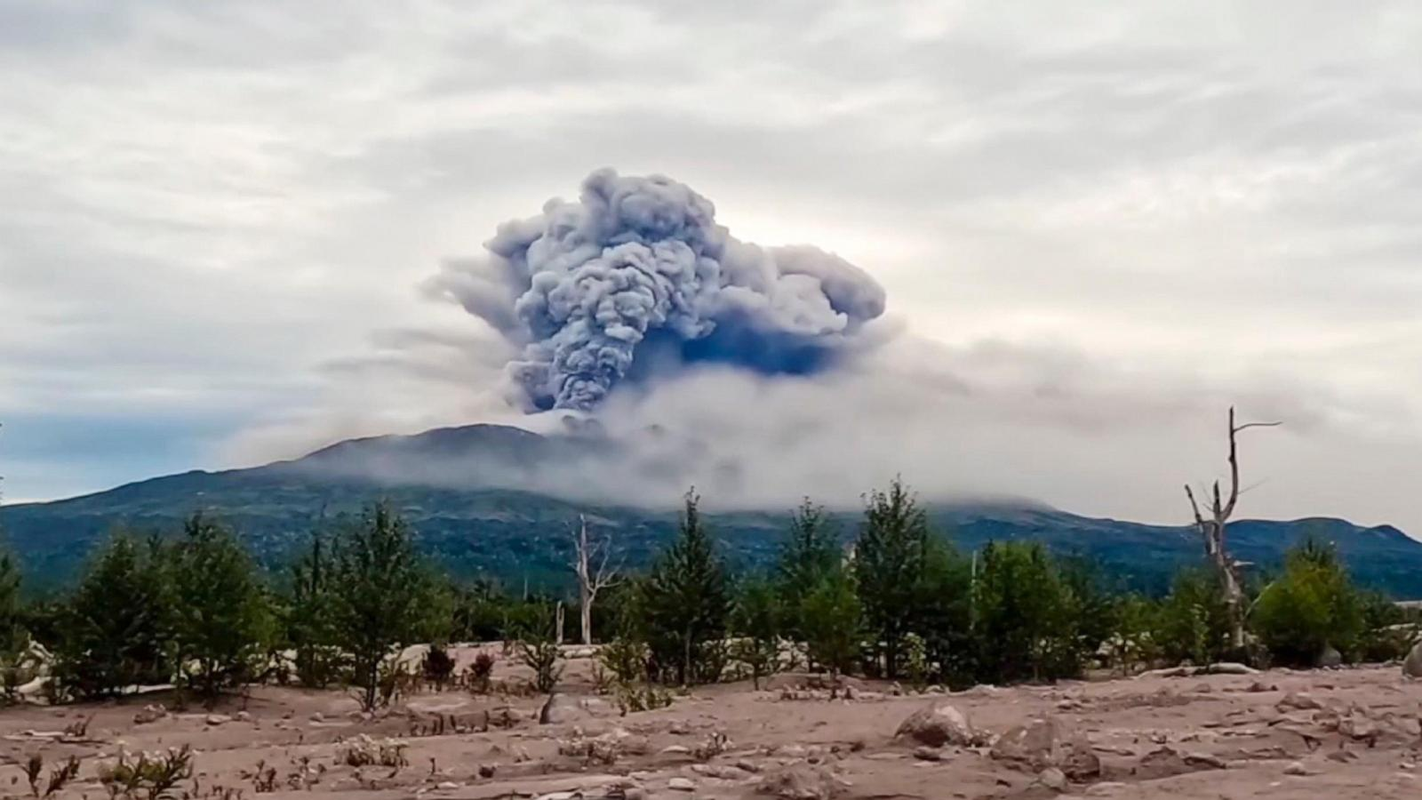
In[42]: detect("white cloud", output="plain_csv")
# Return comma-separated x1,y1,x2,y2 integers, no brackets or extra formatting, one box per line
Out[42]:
1,0,1420,532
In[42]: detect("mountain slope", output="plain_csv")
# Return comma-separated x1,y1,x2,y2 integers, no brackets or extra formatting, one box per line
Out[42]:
3,424,1420,597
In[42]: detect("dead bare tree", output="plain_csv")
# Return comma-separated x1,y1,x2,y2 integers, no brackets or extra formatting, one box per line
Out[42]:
570,515,619,646
1184,406,1280,653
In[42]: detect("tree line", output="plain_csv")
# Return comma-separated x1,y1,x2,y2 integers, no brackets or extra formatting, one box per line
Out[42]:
0,478,1410,711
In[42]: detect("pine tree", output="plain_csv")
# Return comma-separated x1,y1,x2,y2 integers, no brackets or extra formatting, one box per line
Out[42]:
912,536,974,686
171,513,271,704
973,541,1080,683
774,498,839,638
286,530,342,688
0,547,26,698
52,533,172,700
853,477,931,678
800,566,861,681
730,576,782,689
642,490,730,686
330,502,431,711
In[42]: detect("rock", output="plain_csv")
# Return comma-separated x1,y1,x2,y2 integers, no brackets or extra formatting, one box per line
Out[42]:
1184,752,1227,770
1277,692,1322,712
756,765,843,799
894,701,978,748
477,764,497,779
234,711,252,722
990,716,1100,780
1316,645,1343,669
133,704,167,725
1246,681,1277,693
1284,761,1313,776
1404,643,1422,678
668,777,696,791
205,714,230,726
538,693,612,725
912,747,942,762
1327,749,1358,763
310,712,325,722
1038,767,1067,792
1084,783,1127,797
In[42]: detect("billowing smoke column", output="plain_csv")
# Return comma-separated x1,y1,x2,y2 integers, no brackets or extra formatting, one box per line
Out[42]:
426,169,887,411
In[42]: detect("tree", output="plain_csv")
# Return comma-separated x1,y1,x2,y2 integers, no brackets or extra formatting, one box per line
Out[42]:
171,513,271,703
730,575,782,689
330,502,432,711
1183,407,1280,653
569,515,618,646
1252,539,1364,667
800,567,861,681
973,541,1080,683
912,536,974,686
775,499,839,638
0,547,27,698
642,490,730,686
286,530,342,688
854,477,931,678
52,533,172,700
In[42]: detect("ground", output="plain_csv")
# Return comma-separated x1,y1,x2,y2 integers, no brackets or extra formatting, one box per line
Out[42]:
3,647,1421,800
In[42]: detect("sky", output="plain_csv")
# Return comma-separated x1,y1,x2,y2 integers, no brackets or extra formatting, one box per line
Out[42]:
1,1,1420,531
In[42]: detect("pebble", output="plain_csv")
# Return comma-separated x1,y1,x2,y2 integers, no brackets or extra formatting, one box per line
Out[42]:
667,777,696,791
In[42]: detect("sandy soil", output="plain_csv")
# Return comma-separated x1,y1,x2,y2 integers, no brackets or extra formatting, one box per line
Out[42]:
3,647,1421,800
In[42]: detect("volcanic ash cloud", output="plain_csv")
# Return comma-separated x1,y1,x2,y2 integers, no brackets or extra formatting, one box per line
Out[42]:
425,168,887,412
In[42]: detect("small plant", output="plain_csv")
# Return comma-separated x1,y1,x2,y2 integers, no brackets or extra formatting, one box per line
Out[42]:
421,644,456,691
464,652,495,694
24,753,81,799
98,745,194,800
613,682,674,715
903,633,929,692
341,735,409,769
598,637,648,685
245,761,277,794
63,714,94,740
514,616,564,694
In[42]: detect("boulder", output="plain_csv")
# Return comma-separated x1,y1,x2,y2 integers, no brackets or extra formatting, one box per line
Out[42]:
538,693,612,725
1403,643,1422,678
1316,645,1343,669
755,765,844,800
893,701,978,748
990,715,1100,780
1276,692,1322,712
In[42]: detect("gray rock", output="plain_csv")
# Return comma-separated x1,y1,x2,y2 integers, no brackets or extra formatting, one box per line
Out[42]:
990,715,1101,780
1316,645,1343,669
1038,767,1067,792
1403,642,1422,678
894,701,978,748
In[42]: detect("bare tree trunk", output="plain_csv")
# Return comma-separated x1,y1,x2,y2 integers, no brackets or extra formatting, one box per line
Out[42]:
570,515,618,646
1184,407,1280,655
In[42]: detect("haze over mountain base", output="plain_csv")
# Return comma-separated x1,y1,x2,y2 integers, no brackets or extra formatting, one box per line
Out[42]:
3,423,1418,597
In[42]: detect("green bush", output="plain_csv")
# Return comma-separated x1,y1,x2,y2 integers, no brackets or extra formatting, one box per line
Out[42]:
1153,568,1233,666
973,541,1082,683
1252,539,1364,667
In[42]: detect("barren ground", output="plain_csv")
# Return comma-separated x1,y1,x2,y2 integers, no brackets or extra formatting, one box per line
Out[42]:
3,646,1421,800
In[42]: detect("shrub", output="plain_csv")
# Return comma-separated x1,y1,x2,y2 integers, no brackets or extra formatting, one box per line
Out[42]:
1252,540,1364,667
514,607,563,694
1153,568,1233,666
98,746,193,800
464,652,496,693
422,644,456,690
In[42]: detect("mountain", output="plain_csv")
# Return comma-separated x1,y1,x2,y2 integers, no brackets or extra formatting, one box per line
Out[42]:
3,424,1421,597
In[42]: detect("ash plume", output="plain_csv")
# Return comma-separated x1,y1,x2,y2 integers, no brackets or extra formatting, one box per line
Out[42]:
425,169,887,411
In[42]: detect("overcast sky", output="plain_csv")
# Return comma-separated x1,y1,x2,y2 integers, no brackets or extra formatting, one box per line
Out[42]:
2,1,1420,531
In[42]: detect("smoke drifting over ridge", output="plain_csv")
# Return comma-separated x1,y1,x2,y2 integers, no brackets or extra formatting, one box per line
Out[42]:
425,169,887,411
